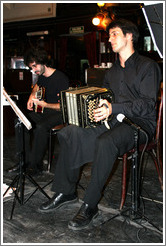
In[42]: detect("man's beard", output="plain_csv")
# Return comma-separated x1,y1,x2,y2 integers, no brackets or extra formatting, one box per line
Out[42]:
35,65,45,75
40,65,45,75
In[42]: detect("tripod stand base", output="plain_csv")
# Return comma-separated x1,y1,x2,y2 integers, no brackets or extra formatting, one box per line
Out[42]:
3,171,51,220
100,206,162,234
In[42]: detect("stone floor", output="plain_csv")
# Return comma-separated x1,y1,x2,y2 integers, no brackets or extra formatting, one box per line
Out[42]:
2,134,163,244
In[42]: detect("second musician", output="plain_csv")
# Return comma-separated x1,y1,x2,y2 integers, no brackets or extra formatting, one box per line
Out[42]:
22,47,69,175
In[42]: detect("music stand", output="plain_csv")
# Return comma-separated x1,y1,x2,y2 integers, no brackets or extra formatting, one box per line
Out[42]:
3,88,51,219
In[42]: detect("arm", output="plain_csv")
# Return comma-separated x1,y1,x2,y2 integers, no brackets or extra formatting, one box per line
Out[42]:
32,99,60,110
94,60,161,123
112,62,161,118
103,60,161,118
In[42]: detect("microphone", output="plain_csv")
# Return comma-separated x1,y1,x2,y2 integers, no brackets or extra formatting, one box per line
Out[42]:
116,113,141,131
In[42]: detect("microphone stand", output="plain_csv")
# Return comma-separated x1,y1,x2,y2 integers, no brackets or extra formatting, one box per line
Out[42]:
100,125,162,233
130,128,139,218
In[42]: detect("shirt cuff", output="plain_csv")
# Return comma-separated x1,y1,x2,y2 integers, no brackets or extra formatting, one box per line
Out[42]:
112,103,123,115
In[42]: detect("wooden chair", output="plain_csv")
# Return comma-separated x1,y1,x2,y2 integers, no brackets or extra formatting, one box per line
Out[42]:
47,124,66,172
120,87,163,210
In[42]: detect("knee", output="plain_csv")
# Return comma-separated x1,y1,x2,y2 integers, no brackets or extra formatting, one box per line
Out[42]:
96,134,118,154
58,125,81,139
35,123,47,133
97,134,112,146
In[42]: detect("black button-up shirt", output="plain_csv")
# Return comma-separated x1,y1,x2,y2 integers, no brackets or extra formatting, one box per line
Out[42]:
103,51,161,137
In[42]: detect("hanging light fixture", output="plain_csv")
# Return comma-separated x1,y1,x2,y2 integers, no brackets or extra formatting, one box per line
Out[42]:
97,2,105,7
92,13,104,26
92,16,101,26
92,3,113,30
92,11,111,30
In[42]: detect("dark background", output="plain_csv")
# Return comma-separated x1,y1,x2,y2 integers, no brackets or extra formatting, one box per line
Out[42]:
3,3,163,136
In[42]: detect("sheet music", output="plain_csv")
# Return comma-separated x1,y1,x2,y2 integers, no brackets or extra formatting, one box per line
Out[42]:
3,88,32,130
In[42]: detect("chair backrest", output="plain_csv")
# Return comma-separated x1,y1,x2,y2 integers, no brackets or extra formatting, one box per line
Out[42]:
155,87,163,142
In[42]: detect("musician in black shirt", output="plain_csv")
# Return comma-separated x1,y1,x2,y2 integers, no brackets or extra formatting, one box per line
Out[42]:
22,48,69,175
39,19,161,230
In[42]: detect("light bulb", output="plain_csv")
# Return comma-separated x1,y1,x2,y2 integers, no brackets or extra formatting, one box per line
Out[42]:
97,2,105,7
92,17,100,26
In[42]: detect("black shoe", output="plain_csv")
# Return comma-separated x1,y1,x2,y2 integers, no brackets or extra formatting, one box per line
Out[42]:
38,193,77,213
7,164,19,173
68,203,99,230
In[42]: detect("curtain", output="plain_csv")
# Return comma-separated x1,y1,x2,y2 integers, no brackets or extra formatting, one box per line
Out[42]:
84,32,97,68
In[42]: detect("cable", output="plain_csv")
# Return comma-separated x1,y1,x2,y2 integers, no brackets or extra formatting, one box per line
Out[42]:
139,129,149,172
141,186,163,212
121,217,137,243
136,227,147,243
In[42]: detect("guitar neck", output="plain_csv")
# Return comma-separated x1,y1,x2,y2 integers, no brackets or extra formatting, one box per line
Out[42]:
34,87,45,113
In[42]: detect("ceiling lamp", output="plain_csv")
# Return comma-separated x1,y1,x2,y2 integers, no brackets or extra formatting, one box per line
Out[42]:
92,13,104,26
97,2,105,7
92,11,111,30
92,17,101,26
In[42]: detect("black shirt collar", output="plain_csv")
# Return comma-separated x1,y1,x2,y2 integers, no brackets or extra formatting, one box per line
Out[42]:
115,51,138,68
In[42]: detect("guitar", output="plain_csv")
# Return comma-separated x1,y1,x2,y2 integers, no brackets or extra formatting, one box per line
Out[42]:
34,87,45,113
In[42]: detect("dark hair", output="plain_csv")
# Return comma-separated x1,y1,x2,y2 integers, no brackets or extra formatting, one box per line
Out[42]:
106,19,139,47
24,48,49,66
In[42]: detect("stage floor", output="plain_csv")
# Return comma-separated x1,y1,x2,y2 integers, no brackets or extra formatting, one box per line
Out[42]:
3,135,163,244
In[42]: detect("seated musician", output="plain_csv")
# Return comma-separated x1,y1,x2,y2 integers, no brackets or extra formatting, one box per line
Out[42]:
16,48,69,175
38,19,161,230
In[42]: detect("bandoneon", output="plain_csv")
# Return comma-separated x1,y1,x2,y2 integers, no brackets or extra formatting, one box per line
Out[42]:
60,86,114,128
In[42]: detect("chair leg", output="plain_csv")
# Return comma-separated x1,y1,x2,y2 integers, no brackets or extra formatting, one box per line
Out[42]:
148,150,163,190
157,142,163,188
120,153,127,210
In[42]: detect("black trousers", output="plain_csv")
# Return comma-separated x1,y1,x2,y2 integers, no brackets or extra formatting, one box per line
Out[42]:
22,108,63,170
51,122,148,208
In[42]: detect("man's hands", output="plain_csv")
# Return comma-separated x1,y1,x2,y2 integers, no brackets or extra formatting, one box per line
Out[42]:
27,84,39,111
27,95,46,111
27,94,36,111
32,98,47,108
93,99,112,122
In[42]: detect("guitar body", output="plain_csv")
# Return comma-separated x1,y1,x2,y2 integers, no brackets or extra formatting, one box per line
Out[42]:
34,87,45,113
